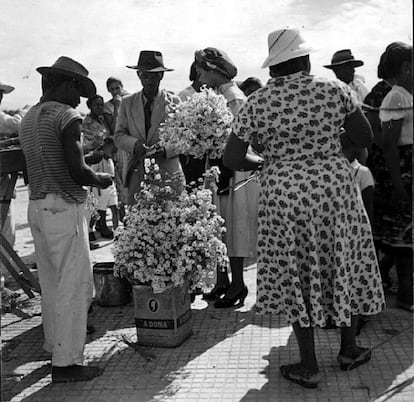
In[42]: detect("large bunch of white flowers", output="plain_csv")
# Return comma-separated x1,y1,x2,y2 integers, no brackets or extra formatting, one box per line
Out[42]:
113,158,228,294
158,86,233,160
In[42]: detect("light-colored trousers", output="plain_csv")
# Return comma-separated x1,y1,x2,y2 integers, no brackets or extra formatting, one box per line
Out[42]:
28,194,93,366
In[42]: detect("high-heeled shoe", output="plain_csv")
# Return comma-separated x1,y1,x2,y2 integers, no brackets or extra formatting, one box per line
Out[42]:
202,285,230,301
214,286,248,308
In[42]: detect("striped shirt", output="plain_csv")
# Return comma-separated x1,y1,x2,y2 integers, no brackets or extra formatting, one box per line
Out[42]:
19,101,87,203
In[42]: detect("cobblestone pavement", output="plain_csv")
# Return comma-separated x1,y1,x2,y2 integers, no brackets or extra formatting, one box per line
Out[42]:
1,179,414,402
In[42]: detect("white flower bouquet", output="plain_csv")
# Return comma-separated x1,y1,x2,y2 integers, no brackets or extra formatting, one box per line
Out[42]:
158,86,233,160
113,158,228,294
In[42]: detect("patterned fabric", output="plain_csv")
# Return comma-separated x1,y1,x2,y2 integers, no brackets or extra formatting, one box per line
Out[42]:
232,71,385,327
19,101,87,203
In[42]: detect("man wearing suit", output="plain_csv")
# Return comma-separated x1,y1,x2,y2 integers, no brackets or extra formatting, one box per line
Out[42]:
114,50,184,204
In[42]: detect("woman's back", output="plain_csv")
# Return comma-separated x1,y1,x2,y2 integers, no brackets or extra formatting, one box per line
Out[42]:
246,71,357,162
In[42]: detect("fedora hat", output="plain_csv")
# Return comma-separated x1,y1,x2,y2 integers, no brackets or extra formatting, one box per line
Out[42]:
126,50,174,72
36,56,96,98
262,26,316,68
0,81,15,94
324,49,364,69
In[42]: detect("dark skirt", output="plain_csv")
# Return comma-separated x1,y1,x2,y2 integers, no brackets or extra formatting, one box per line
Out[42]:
369,144,412,255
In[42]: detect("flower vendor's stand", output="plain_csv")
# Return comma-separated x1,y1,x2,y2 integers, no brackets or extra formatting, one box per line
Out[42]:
114,158,227,348
132,282,192,347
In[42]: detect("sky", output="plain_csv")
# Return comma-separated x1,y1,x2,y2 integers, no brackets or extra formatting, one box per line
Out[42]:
1,0,412,113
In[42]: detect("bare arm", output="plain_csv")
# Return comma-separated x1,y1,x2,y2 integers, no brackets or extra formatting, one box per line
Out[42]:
341,107,373,148
62,120,112,188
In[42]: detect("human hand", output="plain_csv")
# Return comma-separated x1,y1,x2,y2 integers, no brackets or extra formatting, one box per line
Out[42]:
113,95,122,109
133,141,146,159
144,143,166,158
96,173,113,189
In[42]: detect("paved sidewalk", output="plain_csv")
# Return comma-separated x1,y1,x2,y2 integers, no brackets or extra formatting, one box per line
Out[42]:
1,179,414,402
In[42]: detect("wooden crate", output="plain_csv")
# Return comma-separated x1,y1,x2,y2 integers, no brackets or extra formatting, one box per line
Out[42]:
132,283,192,347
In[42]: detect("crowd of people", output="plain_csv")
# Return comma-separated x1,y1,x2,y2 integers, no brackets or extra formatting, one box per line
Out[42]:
0,25,412,388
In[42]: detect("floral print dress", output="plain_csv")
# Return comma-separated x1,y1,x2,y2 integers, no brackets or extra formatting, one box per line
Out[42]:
232,71,385,327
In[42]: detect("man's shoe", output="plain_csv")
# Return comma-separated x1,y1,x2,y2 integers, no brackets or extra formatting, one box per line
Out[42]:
52,365,103,383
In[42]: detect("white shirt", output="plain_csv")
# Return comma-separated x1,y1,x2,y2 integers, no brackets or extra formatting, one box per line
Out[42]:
0,110,24,135
349,75,369,105
351,159,374,192
379,85,413,146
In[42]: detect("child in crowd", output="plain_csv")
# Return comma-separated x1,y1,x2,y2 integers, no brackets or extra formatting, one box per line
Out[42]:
92,137,119,239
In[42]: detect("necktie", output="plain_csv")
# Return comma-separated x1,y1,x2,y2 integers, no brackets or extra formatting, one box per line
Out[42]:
144,98,153,136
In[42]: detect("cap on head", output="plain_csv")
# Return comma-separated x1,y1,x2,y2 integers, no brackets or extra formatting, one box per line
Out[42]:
194,47,237,79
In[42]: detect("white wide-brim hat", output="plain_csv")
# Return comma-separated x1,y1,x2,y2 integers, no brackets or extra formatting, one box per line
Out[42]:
262,26,316,68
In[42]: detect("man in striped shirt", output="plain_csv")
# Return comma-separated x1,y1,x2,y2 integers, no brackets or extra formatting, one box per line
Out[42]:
19,57,112,383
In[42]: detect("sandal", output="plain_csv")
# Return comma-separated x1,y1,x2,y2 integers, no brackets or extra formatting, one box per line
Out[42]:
337,347,371,371
280,364,320,388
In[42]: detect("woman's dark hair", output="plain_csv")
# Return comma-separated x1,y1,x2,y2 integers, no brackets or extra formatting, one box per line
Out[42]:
269,55,310,77
189,62,198,82
378,42,412,79
86,94,104,109
239,77,263,92
106,76,123,90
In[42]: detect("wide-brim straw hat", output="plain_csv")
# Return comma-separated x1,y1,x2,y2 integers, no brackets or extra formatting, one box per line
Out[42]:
36,56,96,98
324,49,364,69
0,82,15,94
262,26,316,68
126,50,174,72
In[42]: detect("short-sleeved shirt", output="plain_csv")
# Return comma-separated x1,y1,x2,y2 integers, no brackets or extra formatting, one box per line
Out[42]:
379,85,413,146
19,101,87,203
351,159,374,192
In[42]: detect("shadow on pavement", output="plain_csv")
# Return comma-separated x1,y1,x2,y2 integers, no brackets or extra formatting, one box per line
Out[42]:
239,308,413,402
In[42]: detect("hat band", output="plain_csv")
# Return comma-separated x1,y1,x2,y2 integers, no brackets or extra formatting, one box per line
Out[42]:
268,29,288,54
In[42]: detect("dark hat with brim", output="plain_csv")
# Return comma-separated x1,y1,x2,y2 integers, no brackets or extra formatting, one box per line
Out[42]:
37,56,96,98
126,50,174,72
324,49,364,69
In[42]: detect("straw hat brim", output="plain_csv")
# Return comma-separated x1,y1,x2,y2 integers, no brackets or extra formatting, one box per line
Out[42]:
36,66,97,98
126,65,174,72
323,59,364,69
262,45,316,68
0,83,15,94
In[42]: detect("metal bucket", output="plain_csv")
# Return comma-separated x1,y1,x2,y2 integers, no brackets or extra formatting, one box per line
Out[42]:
93,262,131,307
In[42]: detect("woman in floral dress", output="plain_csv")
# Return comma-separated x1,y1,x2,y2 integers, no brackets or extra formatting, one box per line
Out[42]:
224,27,385,388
